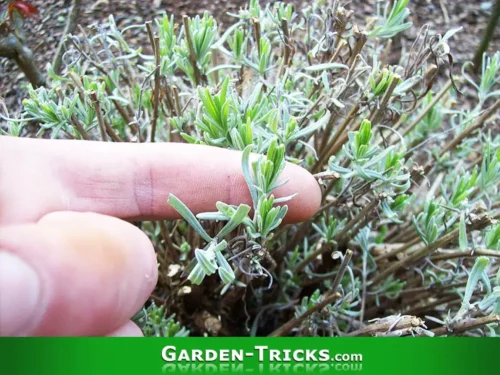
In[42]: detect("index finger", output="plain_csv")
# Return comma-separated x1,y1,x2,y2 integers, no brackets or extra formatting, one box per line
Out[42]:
0,136,321,225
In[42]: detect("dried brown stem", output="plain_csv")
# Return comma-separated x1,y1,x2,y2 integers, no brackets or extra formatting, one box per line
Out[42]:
54,87,90,140
269,292,341,337
183,16,202,86
70,114,91,140
428,314,500,336
52,0,82,74
398,79,452,137
369,74,401,126
439,99,500,158
398,280,468,297
371,213,493,285
253,17,262,56
375,236,422,262
295,242,333,273
389,225,419,244
172,86,182,116
335,196,383,243
406,294,460,316
315,102,360,171
430,249,500,262
159,221,181,263
347,315,425,337
146,22,161,142
327,249,354,297
313,171,341,182
333,8,352,51
105,120,123,142
89,91,108,141
347,26,367,69
279,17,292,75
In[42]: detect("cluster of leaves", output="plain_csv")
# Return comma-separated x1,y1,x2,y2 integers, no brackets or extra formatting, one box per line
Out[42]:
132,302,189,337
369,0,412,39
2,0,500,337
167,137,291,293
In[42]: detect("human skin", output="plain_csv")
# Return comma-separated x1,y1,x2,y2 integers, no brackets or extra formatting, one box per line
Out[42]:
0,135,321,336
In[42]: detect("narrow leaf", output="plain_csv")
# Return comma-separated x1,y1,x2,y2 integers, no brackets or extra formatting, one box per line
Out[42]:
195,248,217,275
463,256,490,306
168,194,212,242
459,211,468,251
242,145,258,208
188,263,206,285
217,204,251,238
304,63,349,72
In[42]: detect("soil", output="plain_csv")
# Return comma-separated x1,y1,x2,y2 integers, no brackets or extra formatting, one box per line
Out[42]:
1,0,500,118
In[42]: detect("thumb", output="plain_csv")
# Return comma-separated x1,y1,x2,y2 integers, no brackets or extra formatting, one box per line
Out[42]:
0,212,157,336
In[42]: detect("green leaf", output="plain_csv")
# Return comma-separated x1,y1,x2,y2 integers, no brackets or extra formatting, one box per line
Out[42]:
213,240,228,253
195,248,217,275
304,63,349,72
196,212,229,221
218,266,236,284
463,257,490,307
216,204,251,238
167,194,213,242
478,286,500,312
215,250,236,284
242,144,258,208
188,263,206,285
289,110,331,142
180,133,202,144
459,212,468,251
485,223,500,250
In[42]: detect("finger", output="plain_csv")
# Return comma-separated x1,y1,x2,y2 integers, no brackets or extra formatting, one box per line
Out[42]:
0,136,321,225
106,321,144,337
0,212,157,336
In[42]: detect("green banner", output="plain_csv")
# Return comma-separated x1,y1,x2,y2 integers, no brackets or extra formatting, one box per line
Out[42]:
1,338,497,374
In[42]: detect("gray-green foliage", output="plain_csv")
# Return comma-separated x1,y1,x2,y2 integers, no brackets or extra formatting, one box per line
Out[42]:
132,302,190,337
369,0,413,39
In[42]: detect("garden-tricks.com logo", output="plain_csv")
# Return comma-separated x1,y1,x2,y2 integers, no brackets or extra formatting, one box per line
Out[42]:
161,345,363,373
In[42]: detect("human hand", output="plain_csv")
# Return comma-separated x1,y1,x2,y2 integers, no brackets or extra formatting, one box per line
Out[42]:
0,136,321,336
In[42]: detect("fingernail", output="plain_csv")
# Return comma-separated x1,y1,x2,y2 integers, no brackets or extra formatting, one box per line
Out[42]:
0,252,41,336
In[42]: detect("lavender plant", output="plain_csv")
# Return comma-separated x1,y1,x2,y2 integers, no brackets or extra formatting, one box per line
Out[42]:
2,0,500,337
